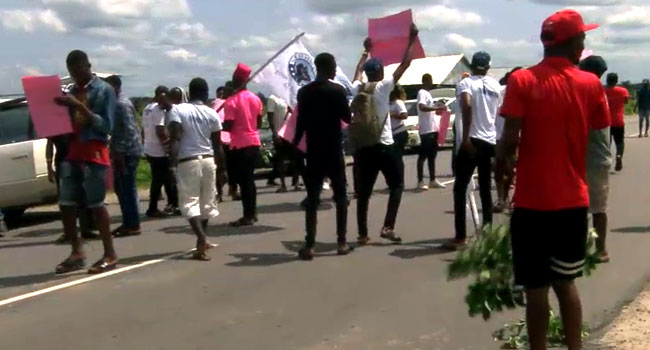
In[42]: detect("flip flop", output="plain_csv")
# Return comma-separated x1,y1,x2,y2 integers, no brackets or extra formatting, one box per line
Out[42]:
191,251,211,261
380,229,403,244
55,257,86,274
87,259,117,274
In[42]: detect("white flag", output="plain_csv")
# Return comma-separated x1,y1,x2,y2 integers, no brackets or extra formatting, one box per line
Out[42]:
253,39,353,106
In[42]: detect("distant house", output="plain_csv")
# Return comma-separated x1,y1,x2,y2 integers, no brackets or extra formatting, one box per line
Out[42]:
382,54,472,98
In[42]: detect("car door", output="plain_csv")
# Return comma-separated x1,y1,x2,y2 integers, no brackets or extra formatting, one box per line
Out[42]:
0,102,37,205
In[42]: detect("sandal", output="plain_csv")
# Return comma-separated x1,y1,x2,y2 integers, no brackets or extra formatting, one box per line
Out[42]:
55,257,86,274
229,217,255,227
112,227,142,238
380,228,402,244
87,258,117,274
357,236,371,246
191,251,211,261
596,252,611,264
298,247,314,261
337,244,354,256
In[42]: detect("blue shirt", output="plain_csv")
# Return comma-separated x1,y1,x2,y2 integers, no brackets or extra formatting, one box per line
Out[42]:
68,76,115,144
111,92,143,156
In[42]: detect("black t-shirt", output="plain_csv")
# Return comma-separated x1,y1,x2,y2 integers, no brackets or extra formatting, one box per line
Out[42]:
295,80,351,156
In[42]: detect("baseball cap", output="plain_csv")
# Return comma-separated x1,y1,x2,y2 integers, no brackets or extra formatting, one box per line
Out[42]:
363,58,384,75
470,51,491,70
541,9,598,47
233,62,252,82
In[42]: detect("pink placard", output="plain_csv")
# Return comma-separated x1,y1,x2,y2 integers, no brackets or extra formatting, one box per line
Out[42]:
437,110,451,145
368,9,426,66
279,110,306,153
21,75,73,138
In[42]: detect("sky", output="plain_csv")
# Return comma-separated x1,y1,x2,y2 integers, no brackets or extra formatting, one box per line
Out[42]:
1,0,649,97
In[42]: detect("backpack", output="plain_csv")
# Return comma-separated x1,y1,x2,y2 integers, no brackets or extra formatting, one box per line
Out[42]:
349,82,388,151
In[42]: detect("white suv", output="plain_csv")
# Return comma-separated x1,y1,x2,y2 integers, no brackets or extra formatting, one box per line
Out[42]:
0,97,57,217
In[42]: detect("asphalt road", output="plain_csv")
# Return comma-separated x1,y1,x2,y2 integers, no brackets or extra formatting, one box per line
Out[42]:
1,137,650,350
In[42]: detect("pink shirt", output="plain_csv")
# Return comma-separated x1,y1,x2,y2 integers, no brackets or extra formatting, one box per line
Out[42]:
212,98,231,144
224,90,262,149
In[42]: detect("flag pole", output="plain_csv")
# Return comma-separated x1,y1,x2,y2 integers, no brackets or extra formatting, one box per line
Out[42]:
216,32,306,113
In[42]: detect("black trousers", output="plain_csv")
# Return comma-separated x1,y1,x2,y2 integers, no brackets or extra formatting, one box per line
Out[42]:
231,146,259,219
147,156,178,212
453,138,495,240
304,153,348,248
610,126,625,157
393,130,408,155
356,144,404,236
417,132,439,182
269,138,304,187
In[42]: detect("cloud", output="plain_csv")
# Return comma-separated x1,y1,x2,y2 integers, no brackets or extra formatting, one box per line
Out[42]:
528,0,631,5
165,48,198,61
159,23,216,46
304,0,447,14
606,6,650,28
0,9,66,32
445,33,476,49
233,35,277,49
416,5,485,30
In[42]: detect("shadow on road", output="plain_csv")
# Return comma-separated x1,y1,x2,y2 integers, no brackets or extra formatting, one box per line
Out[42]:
6,211,60,231
162,223,283,237
612,226,650,233
388,239,454,260
225,253,296,267
257,201,333,214
0,240,57,250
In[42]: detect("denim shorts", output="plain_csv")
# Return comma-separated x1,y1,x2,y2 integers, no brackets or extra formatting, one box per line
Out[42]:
58,161,108,208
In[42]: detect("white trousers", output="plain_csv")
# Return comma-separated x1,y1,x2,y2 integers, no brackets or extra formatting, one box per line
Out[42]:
176,156,219,220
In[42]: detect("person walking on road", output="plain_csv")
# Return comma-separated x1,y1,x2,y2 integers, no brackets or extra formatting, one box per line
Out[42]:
167,78,224,261
416,73,445,190
106,75,144,237
213,82,240,202
637,79,650,137
53,50,119,274
350,23,419,245
496,10,610,350
580,55,613,263
294,53,354,260
267,95,302,193
143,85,181,217
223,63,263,227
446,51,501,250
604,73,629,171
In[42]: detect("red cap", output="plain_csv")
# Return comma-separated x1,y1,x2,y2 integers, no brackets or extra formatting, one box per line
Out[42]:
541,9,598,47
233,63,252,82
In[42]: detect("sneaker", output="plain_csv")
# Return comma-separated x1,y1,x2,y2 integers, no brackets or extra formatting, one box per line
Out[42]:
417,181,429,191
615,156,623,172
430,180,446,189
164,205,182,216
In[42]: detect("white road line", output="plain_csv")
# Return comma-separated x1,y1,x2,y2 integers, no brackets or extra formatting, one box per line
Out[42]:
441,179,455,186
0,249,194,308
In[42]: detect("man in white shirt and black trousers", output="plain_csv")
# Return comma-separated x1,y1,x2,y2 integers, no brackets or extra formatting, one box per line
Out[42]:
168,78,225,261
351,24,419,245
446,51,501,250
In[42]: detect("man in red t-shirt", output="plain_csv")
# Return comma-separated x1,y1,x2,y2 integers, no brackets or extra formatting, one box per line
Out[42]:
605,73,630,171
496,10,610,350
53,50,118,275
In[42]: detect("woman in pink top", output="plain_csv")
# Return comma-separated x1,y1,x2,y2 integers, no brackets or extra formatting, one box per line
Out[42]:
223,63,263,226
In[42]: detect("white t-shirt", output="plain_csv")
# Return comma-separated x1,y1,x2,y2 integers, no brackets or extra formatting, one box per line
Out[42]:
417,89,439,134
389,100,408,135
266,95,288,133
167,102,222,159
495,85,507,140
142,102,167,157
351,77,394,145
455,75,502,145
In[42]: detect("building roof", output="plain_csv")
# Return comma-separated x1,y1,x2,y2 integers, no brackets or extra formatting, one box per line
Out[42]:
383,54,470,86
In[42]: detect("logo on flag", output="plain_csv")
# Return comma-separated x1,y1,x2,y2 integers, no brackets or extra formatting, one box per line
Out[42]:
288,53,315,86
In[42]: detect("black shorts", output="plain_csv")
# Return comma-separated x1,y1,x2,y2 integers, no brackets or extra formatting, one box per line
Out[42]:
510,207,588,289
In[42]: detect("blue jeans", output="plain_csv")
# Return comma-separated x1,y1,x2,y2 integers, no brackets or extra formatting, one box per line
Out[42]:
114,156,141,228
59,161,108,208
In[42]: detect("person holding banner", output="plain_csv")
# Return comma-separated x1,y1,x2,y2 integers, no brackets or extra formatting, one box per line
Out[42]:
267,95,303,193
294,53,353,260
223,63,263,227
351,23,419,245
53,50,118,274
447,51,501,251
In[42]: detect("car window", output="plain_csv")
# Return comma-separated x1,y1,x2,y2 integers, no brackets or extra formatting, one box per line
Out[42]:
0,104,36,146
404,101,418,116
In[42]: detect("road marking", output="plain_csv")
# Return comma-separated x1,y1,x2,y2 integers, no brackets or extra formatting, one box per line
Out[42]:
441,179,455,186
0,249,194,308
